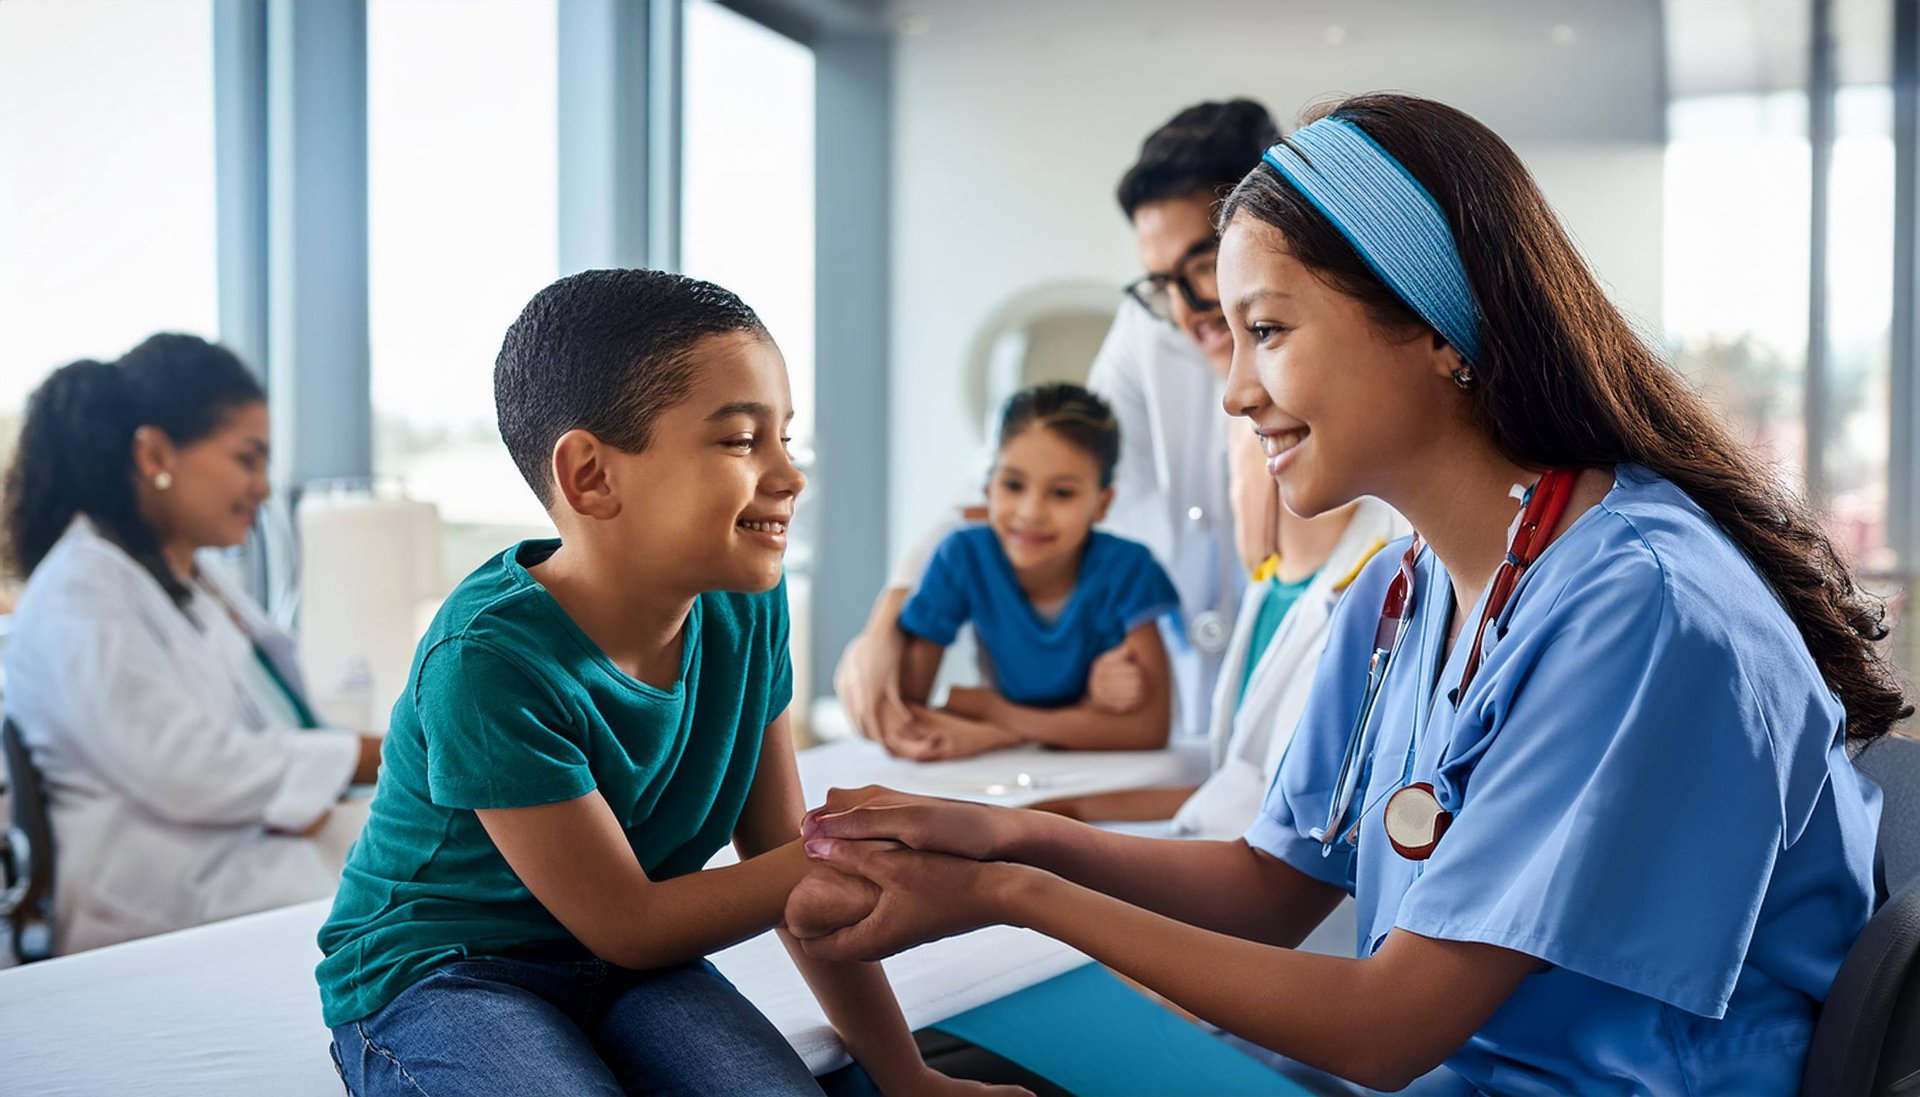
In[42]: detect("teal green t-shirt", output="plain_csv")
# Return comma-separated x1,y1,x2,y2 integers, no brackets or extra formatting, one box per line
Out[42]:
1234,572,1315,712
315,539,792,1027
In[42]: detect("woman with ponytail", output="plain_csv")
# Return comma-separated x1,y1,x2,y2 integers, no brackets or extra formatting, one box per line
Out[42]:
3,334,379,954
781,95,1900,1095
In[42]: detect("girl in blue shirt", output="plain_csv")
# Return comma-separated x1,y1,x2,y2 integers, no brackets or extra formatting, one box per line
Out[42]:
891,383,1181,761
787,92,1903,1096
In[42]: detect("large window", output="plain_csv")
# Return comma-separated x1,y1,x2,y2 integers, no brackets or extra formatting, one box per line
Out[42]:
0,0,219,438
680,0,817,459
1665,92,1813,482
680,0,820,730
367,0,559,584
1665,3,1900,569
1664,0,1907,685
1828,80,1895,572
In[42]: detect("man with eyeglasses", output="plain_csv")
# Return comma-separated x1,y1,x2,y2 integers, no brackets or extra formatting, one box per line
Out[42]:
836,99,1283,750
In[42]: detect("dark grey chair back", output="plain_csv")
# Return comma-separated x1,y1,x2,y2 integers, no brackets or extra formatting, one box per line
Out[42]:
1802,735,1920,1096
1,717,54,962
1863,736,1920,900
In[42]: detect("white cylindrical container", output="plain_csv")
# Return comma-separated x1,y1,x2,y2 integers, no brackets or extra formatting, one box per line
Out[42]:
297,489,441,730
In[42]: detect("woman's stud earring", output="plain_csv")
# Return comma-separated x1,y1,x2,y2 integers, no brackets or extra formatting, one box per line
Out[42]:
153,472,173,491
1451,366,1476,391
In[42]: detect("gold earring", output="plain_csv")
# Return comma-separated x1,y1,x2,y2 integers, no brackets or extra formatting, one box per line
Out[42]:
153,472,173,491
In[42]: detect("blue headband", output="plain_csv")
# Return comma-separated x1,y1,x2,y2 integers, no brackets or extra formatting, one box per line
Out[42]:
1260,117,1484,364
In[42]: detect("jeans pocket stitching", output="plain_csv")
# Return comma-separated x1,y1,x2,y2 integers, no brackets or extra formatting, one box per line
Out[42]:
354,1022,435,1097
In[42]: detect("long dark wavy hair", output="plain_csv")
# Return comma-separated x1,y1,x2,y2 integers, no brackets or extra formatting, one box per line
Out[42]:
1220,92,1909,742
3,334,265,609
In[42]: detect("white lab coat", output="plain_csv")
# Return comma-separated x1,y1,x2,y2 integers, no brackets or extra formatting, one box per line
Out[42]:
1170,497,1408,839
1084,300,1241,740
3,517,359,953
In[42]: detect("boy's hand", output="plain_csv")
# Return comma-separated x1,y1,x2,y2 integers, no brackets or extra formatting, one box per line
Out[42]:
1086,645,1147,714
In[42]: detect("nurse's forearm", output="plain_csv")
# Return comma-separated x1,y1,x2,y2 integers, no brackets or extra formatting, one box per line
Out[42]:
994,865,1531,1092
1004,810,1339,947
987,694,1169,751
1027,785,1198,822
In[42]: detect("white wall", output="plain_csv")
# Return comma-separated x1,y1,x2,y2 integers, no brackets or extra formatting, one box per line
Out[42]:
886,0,1667,557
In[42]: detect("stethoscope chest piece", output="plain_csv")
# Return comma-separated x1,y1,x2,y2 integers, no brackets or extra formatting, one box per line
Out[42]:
1384,782,1452,861
1191,610,1231,656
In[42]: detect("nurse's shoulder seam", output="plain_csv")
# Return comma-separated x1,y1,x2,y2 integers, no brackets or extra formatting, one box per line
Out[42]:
1531,480,1801,686
1528,502,1673,632
1578,473,1771,646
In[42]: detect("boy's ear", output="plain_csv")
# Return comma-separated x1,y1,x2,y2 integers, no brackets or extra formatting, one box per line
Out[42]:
550,429,621,520
1093,485,1116,524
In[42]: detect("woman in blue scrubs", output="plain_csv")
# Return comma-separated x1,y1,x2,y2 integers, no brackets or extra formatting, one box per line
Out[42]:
785,92,1903,1095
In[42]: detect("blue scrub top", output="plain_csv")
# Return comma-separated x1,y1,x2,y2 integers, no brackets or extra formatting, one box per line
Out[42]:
900,527,1179,707
1247,466,1880,1095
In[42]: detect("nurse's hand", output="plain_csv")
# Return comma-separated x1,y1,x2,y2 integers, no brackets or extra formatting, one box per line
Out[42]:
1086,645,1147,714
788,838,1025,962
803,785,1020,862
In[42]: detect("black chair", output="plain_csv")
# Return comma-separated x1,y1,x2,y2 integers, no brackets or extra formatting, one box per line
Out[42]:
1802,735,1920,1096
1,717,54,962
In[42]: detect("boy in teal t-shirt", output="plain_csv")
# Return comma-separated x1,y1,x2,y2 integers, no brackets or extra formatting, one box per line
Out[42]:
317,271,1017,1097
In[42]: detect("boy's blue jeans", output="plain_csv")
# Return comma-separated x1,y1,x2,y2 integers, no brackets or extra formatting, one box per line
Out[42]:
329,956,827,1096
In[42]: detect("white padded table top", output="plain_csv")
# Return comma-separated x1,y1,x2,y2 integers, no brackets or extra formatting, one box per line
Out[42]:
795,736,1207,808
0,740,1204,1094
0,898,1087,1096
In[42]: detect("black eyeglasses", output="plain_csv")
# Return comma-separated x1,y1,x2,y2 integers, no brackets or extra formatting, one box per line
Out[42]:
1123,240,1220,323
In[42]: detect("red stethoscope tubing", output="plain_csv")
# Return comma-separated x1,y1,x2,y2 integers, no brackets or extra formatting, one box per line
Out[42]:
1379,468,1581,860
1455,467,1580,695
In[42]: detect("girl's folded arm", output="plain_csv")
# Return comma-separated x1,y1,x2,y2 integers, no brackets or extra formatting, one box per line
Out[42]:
985,621,1173,750
897,635,946,706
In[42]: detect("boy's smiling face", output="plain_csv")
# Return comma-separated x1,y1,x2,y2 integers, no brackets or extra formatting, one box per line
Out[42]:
591,331,806,593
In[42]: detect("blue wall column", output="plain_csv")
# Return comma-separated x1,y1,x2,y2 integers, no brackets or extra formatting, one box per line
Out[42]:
557,0,651,273
265,0,371,494
809,27,892,705
212,0,270,376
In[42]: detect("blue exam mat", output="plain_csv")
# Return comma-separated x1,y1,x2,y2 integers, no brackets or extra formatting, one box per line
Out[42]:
928,961,1314,1096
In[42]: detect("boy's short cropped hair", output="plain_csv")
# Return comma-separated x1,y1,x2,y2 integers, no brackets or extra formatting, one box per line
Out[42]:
494,268,768,506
